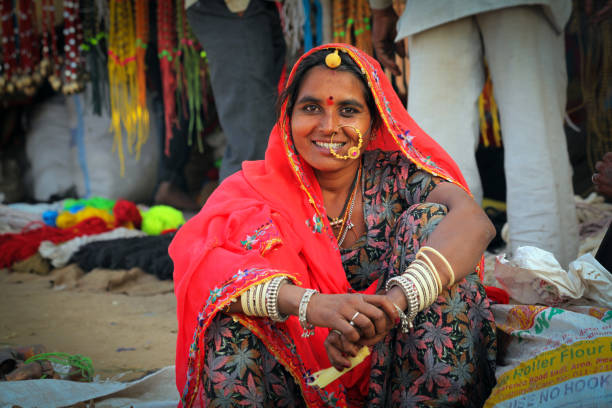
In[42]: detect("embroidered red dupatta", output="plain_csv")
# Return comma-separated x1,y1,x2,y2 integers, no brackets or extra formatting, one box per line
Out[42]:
170,44,477,407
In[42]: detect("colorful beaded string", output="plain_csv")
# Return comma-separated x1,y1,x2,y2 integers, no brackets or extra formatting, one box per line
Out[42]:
157,0,177,155
16,0,38,95
41,0,62,91
62,0,83,94
1,0,17,94
175,0,205,152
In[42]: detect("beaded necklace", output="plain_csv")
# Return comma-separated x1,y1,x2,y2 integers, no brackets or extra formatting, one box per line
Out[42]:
1,0,17,94
41,0,62,91
62,0,83,94
16,0,37,96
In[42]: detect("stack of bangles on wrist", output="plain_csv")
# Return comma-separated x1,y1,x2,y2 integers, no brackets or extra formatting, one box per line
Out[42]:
386,246,455,333
240,276,291,322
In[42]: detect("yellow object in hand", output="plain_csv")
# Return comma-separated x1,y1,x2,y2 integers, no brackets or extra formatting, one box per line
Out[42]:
308,346,370,389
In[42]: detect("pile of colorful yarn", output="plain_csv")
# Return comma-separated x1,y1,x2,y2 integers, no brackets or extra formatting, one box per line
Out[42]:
0,197,186,270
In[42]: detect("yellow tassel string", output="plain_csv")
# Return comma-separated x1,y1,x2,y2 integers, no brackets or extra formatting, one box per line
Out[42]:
108,0,144,176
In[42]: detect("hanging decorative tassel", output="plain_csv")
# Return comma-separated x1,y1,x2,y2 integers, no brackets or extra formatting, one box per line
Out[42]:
80,0,109,115
332,0,348,44
333,0,372,55
108,0,139,175
175,0,205,152
157,0,178,156
134,0,150,157
354,0,372,55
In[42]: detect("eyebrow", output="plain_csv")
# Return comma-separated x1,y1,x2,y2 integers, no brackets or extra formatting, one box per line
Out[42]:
296,95,365,109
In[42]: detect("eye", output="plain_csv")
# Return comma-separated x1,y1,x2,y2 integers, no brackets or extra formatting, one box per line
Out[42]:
302,104,320,113
340,106,359,116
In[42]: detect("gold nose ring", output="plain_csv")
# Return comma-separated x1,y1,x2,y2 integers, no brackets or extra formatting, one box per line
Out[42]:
329,125,363,160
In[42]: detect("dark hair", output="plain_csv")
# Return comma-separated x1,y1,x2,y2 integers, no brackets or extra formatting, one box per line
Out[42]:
277,49,379,130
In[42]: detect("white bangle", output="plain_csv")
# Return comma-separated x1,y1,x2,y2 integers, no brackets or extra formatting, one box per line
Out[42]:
266,277,290,322
298,288,318,338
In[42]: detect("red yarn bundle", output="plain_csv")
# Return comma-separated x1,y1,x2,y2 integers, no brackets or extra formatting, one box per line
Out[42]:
113,199,142,229
0,217,110,269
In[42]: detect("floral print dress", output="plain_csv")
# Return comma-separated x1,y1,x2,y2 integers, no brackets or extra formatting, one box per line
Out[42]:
200,150,497,407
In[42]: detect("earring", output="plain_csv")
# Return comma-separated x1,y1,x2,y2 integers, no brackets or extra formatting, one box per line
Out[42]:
329,125,363,160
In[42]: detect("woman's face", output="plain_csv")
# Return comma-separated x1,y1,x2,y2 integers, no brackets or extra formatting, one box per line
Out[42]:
290,65,372,175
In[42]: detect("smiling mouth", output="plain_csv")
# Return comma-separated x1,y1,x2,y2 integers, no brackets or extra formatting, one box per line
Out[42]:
313,141,345,150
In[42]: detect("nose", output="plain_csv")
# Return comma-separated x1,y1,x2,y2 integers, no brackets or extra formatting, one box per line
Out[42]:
319,111,337,136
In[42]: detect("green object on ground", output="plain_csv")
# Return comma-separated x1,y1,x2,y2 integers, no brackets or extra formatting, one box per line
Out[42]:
64,197,116,212
141,205,186,235
26,352,94,382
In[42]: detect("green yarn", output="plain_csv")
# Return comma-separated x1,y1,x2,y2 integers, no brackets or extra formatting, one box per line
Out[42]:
26,352,94,382
141,205,186,235
64,197,116,212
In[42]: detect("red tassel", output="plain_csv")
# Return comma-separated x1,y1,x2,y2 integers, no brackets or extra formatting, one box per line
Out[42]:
157,0,177,155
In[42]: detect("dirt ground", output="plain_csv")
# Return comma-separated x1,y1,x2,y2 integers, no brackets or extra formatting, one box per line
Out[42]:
0,269,177,382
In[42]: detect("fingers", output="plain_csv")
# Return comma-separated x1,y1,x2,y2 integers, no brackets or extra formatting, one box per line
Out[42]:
363,294,399,322
324,331,351,370
355,299,394,338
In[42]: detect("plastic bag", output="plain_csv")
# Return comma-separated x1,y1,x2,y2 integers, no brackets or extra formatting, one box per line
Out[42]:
494,246,612,308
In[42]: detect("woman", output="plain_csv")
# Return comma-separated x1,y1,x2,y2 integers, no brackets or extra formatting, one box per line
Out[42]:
171,44,497,407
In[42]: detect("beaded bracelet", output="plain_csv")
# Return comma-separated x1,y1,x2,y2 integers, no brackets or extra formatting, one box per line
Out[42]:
299,288,318,337
266,276,290,322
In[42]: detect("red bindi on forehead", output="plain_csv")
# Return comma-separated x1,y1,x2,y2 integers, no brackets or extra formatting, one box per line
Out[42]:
326,96,334,106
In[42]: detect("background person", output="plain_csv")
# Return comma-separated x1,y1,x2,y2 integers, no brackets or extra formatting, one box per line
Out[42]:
370,0,579,267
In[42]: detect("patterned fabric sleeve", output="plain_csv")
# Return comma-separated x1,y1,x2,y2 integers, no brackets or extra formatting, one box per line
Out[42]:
395,151,448,205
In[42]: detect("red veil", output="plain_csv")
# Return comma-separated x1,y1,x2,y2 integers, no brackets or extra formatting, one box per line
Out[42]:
170,43,477,407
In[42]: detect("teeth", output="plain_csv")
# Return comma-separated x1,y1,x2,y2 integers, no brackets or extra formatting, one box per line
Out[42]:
315,141,344,149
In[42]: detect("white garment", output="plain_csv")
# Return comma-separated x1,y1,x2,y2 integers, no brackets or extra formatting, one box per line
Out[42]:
407,6,578,267
369,0,571,36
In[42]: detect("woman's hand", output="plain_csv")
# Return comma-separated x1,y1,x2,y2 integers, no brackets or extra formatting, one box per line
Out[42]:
313,293,398,370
